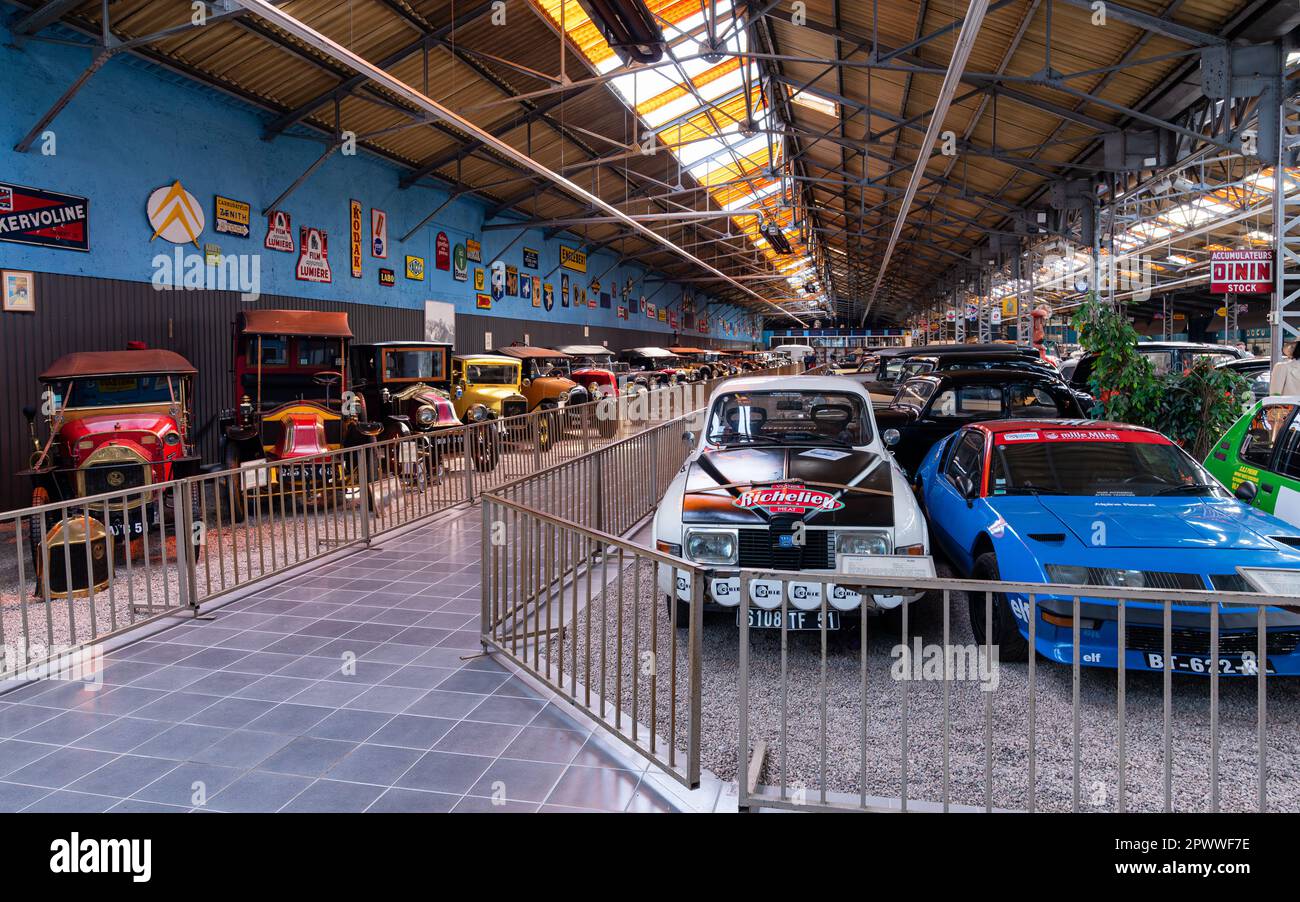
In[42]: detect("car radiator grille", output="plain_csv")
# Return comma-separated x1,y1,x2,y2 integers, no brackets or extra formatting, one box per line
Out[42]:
502,400,528,419
737,528,834,570
83,463,148,496
1124,626,1300,657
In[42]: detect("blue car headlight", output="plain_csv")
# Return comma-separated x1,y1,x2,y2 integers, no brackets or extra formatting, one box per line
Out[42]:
1046,565,1146,589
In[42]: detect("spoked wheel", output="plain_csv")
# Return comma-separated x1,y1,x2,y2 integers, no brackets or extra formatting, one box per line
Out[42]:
470,428,500,472
969,552,1029,661
536,407,556,452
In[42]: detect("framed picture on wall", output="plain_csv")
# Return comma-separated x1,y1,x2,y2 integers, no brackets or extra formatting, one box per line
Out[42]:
2,270,35,313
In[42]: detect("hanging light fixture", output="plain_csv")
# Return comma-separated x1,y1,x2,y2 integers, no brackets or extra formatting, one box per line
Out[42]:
575,0,667,65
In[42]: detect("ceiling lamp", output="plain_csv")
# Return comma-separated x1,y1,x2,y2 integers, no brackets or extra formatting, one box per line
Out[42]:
760,220,792,255
576,0,667,65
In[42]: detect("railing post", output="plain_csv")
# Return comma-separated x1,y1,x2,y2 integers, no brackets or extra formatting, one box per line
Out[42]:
687,565,704,789
590,452,603,534
480,496,492,648
464,424,476,504
176,479,199,614
357,447,372,547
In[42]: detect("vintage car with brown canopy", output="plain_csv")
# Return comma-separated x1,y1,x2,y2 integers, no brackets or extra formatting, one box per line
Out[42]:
221,309,381,518
21,347,200,597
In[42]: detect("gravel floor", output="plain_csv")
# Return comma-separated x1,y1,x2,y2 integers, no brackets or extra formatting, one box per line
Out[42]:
575,557,1300,813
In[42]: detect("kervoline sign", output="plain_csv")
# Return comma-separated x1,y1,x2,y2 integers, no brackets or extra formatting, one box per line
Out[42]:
1210,250,1273,294
0,181,89,251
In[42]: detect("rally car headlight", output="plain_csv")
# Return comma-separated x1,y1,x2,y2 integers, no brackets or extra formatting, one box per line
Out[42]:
416,405,436,426
684,529,737,565
1046,565,1146,589
836,531,890,556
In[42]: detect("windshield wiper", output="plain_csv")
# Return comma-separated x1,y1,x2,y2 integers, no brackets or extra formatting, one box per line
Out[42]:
707,433,784,447
1155,482,1222,496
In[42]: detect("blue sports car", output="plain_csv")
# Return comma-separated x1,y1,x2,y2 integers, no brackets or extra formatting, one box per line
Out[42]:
915,419,1300,675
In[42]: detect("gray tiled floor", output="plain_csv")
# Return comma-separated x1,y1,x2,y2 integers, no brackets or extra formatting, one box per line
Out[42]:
0,508,677,812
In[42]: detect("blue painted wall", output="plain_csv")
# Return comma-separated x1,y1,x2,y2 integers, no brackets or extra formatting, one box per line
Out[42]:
0,19,758,342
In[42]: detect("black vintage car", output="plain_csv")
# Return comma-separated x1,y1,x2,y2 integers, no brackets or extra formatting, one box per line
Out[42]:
875,368,1085,475
351,342,503,474
849,343,1041,397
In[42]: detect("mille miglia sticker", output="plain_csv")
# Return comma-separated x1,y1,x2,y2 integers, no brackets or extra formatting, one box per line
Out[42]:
733,483,845,515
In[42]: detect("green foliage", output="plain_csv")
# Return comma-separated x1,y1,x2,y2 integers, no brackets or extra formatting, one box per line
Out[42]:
1070,294,1250,459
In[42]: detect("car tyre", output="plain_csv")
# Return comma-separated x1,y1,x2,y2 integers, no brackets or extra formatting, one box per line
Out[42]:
969,552,1029,661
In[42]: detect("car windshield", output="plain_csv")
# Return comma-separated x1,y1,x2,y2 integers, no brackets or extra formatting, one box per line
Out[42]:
883,359,907,379
383,350,444,381
990,435,1228,497
465,364,518,384
893,379,936,408
706,390,871,448
571,355,612,368
60,375,176,408
900,358,937,379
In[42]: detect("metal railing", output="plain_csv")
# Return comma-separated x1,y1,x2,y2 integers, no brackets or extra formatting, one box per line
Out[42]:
0,364,792,684
480,412,707,787
728,568,1300,813
0,479,198,681
469,377,1300,811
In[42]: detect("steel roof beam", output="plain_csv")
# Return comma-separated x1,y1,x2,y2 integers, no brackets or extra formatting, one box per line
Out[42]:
260,0,497,140
1055,0,1226,46
230,0,806,325
867,0,991,315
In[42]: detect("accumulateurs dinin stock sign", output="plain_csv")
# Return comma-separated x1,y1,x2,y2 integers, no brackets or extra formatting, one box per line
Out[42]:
1210,250,1273,294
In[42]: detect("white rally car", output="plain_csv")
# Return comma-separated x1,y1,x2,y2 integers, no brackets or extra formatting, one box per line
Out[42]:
654,375,932,631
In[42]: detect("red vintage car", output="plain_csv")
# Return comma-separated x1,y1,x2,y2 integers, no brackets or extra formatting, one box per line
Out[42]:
555,344,621,399
21,348,201,595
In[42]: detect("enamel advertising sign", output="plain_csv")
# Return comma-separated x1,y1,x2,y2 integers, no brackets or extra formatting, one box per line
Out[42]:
296,227,332,282
435,231,451,271
349,200,363,279
214,195,251,238
0,182,89,251
559,245,587,273
371,208,388,258
265,210,294,252
1210,250,1273,294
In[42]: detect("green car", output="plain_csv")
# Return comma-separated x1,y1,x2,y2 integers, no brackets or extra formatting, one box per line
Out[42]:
1204,397,1300,527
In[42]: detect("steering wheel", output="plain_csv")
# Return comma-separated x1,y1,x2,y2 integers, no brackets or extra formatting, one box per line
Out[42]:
312,371,344,387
